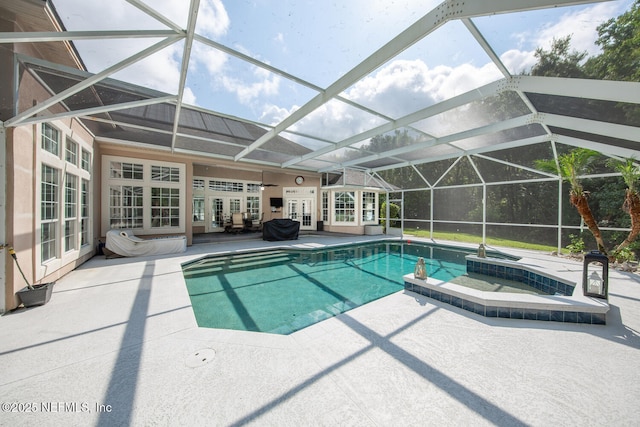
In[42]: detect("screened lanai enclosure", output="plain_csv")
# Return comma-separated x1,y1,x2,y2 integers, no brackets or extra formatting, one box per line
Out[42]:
3,0,640,253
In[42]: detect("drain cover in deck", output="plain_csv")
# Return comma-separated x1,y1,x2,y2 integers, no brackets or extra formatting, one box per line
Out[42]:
185,348,216,368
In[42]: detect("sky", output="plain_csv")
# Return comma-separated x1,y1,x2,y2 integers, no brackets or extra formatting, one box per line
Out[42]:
52,0,632,148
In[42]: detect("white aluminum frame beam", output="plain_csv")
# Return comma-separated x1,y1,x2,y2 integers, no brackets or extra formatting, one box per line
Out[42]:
235,0,614,162
320,114,540,172
170,0,200,152
0,30,176,44
283,78,508,168
14,95,177,127
5,36,181,128
515,75,640,104
371,135,551,173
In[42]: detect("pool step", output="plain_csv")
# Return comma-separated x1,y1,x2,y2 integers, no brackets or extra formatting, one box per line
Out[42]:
183,251,297,278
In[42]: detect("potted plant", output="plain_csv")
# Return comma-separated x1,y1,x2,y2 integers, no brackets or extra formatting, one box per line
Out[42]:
4,246,54,307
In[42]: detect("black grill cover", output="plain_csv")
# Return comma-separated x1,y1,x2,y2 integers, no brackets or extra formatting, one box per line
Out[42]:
262,219,300,241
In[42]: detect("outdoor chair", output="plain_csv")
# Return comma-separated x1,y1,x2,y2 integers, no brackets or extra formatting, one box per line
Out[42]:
230,212,245,233
250,212,264,232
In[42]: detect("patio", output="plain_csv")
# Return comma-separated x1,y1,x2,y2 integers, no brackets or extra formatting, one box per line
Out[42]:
1,235,639,426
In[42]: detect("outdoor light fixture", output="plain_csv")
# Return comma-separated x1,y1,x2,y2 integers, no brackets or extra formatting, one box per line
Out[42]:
582,250,609,299
414,257,427,280
477,243,486,258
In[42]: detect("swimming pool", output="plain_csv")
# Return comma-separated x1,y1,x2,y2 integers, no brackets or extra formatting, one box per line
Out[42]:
182,241,509,334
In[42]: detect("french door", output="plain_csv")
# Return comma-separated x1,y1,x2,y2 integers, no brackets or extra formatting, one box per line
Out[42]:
206,196,242,232
286,198,314,230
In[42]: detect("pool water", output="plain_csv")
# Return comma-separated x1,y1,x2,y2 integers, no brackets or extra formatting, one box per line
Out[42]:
182,241,473,335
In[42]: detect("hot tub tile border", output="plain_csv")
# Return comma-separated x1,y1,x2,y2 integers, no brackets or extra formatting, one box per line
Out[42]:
404,275,608,325
466,257,576,297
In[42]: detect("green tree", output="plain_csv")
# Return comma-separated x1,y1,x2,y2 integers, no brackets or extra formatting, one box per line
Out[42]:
536,149,608,254
380,201,400,228
585,0,640,82
531,36,587,78
608,158,640,251
585,0,640,124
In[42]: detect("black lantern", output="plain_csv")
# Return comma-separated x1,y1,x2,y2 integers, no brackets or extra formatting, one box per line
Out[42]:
582,250,609,299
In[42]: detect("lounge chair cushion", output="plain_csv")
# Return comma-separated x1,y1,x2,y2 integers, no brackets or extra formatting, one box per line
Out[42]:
105,229,186,257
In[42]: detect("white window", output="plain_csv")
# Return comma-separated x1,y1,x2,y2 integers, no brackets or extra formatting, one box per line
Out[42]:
193,178,205,190
151,187,180,228
102,156,185,235
65,138,78,166
81,149,91,171
193,197,205,222
247,183,261,193
41,165,59,262
109,185,144,229
110,161,143,180
42,123,59,156
246,196,260,220
321,191,329,222
151,165,180,182
37,122,92,276
209,180,243,192
64,173,77,252
334,191,356,223
362,192,377,223
81,179,90,246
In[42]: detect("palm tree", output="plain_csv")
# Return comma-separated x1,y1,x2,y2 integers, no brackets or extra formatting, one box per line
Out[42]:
537,148,607,254
609,157,640,251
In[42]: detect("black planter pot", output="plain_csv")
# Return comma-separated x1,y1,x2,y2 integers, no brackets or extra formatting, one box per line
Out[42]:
16,282,55,307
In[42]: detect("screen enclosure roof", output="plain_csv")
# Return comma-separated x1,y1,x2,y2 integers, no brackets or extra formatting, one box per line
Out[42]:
2,0,639,189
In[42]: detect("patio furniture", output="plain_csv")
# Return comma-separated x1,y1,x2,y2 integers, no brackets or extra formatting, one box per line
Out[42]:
262,218,300,241
250,213,264,232
106,229,186,257
229,212,245,233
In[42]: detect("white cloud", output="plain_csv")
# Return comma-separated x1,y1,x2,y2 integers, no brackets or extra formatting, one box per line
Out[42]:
195,0,230,38
271,59,502,142
55,0,231,106
97,39,184,95
504,2,624,74
220,66,281,105
499,49,537,75
182,87,197,105
192,42,228,75
260,103,295,125
253,3,629,143
534,2,620,55
344,59,501,118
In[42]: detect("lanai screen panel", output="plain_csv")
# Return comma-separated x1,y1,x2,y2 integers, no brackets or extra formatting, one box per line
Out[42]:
5,0,639,180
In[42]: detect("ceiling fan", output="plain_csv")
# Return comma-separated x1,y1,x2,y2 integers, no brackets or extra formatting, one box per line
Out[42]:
259,172,278,189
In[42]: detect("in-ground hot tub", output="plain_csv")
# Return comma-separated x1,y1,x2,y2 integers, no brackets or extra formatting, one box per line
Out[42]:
404,255,609,325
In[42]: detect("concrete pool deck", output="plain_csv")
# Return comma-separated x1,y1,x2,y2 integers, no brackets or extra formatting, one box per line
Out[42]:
1,235,639,426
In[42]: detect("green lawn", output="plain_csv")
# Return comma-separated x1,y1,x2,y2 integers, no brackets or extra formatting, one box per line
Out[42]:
402,228,561,253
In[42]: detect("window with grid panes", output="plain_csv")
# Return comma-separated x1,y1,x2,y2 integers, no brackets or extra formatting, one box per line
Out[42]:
64,173,77,251
42,123,59,156
322,191,328,222
41,165,59,261
334,191,355,223
110,161,143,180
109,185,144,229
81,179,90,245
81,149,91,171
362,192,376,222
151,187,180,228
65,138,78,166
